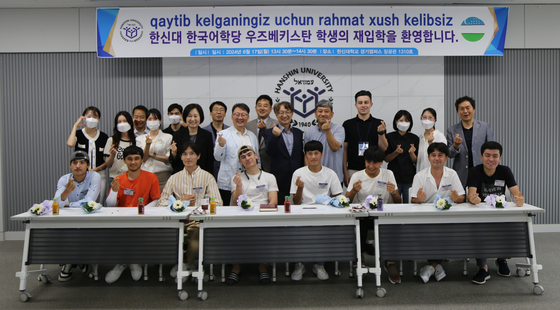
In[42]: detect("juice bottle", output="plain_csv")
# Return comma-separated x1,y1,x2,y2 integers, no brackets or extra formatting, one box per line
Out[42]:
284,196,291,213
52,198,59,215
209,197,217,215
138,197,145,215
201,194,210,211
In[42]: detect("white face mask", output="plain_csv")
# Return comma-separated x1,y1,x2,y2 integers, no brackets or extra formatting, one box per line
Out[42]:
421,120,435,130
168,115,181,125
147,120,161,131
396,122,410,132
117,123,131,133
85,118,98,129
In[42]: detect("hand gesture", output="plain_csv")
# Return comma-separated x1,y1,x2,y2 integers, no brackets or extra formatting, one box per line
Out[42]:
416,188,427,202
352,180,362,193
453,134,463,149
386,181,396,195
65,177,76,193
233,172,243,188
409,144,416,154
169,141,177,157
514,195,525,207
295,176,305,188
217,133,226,147
320,119,331,132
257,119,266,130
377,121,386,134
145,135,152,145
181,194,196,206
272,124,282,137
74,116,86,128
427,132,435,144
450,189,460,203
110,178,121,192
109,144,117,156
468,191,481,204
394,144,403,154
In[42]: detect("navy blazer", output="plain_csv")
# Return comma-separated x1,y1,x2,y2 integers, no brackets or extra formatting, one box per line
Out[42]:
263,126,304,192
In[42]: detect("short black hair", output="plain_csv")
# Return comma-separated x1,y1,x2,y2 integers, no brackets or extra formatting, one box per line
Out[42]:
147,108,162,121
304,140,323,153
354,90,372,102
167,103,183,114
232,103,250,114
273,101,294,114
209,101,227,113
481,141,503,156
132,105,148,117
364,146,385,163
183,103,205,124
455,96,476,112
178,141,200,156
255,94,273,106
82,106,101,118
393,110,413,132
427,142,449,157
123,145,144,160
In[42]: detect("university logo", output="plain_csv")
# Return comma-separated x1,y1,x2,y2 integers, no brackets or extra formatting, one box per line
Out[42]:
460,17,485,42
273,67,334,127
120,19,144,42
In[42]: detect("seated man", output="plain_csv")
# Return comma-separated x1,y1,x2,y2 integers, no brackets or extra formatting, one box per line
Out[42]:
158,141,223,279
346,146,401,284
289,141,342,281
105,145,161,284
227,145,278,285
411,142,465,283
467,141,525,284
54,151,101,282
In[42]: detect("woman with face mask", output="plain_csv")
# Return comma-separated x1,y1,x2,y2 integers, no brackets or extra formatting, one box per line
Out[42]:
384,110,419,203
66,106,109,203
416,108,447,174
136,108,173,191
104,111,136,184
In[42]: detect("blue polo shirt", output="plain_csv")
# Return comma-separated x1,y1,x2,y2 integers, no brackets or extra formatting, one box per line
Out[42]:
54,171,101,207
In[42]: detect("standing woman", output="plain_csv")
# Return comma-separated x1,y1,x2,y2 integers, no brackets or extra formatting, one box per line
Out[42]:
136,108,173,191
384,110,419,203
67,106,109,203
104,111,136,185
169,103,214,175
416,108,447,173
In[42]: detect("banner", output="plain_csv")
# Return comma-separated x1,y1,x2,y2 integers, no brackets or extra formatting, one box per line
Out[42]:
97,6,509,58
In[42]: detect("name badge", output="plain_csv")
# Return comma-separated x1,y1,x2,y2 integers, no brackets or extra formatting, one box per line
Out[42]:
358,142,369,156
319,182,328,189
494,180,506,187
193,187,203,194
77,143,86,149
99,147,104,152
441,184,452,190
256,185,267,192
124,188,134,196
377,181,387,189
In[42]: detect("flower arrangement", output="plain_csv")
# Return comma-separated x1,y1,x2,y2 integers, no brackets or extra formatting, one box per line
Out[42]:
80,200,102,213
337,195,350,208
434,194,452,210
29,202,51,216
170,200,186,213
237,194,254,210
364,195,377,210
484,194,508,208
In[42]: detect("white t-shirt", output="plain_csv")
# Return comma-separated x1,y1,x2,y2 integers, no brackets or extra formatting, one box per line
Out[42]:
347,169,397,204
103,137,132,179
416,129,447,173
231,170,278,206
290,166,343,205
411,166,465,203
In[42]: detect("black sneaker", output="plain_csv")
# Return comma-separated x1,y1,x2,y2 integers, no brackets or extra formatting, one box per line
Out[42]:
495,259,511,277
58,264,73,282
472,268,491,284
364,241,375,256
79,264,90,274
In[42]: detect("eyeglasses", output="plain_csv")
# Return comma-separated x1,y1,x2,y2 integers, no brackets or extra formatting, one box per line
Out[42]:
212,108,225,113
233,113,249,118
277,111,292,116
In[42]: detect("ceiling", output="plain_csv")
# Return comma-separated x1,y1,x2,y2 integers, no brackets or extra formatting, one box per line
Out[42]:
2,0,560,9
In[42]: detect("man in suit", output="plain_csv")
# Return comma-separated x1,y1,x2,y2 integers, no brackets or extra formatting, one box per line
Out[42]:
263,101,304,205
246,94,278,172
202,101,229,179
446,96,494,187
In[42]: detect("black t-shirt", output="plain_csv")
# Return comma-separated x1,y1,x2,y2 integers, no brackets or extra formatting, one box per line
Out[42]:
75,129,109,169
462,125,474,169
466,164,517,200
163,125,175,135
385,131,419,184
342,115,383,170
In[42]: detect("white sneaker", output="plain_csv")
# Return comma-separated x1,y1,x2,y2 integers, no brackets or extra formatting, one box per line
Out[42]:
291,263,306,281
312,264,329,280
130,264,142,281
106,264,127,284
418,265,435,283
434,264,446,281
170,264,187,278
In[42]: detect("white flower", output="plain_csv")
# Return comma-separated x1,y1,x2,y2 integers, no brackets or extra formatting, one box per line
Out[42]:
496,196,505,204
173,201,183,209
436,199,447,210
30,204,45,215
87,201,97,208
247,199,253,207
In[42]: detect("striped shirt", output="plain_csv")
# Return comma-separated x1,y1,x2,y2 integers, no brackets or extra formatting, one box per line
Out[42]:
158,166,223,207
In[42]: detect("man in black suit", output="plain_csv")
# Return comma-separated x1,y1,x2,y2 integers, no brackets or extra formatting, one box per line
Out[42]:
246,94,278,172
263,101,304,205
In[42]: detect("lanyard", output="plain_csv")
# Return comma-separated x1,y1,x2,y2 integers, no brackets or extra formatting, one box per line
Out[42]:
356,122,372,142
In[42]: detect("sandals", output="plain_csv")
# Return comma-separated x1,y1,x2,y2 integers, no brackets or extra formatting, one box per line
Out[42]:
259,271,271,284
226,272,240,285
